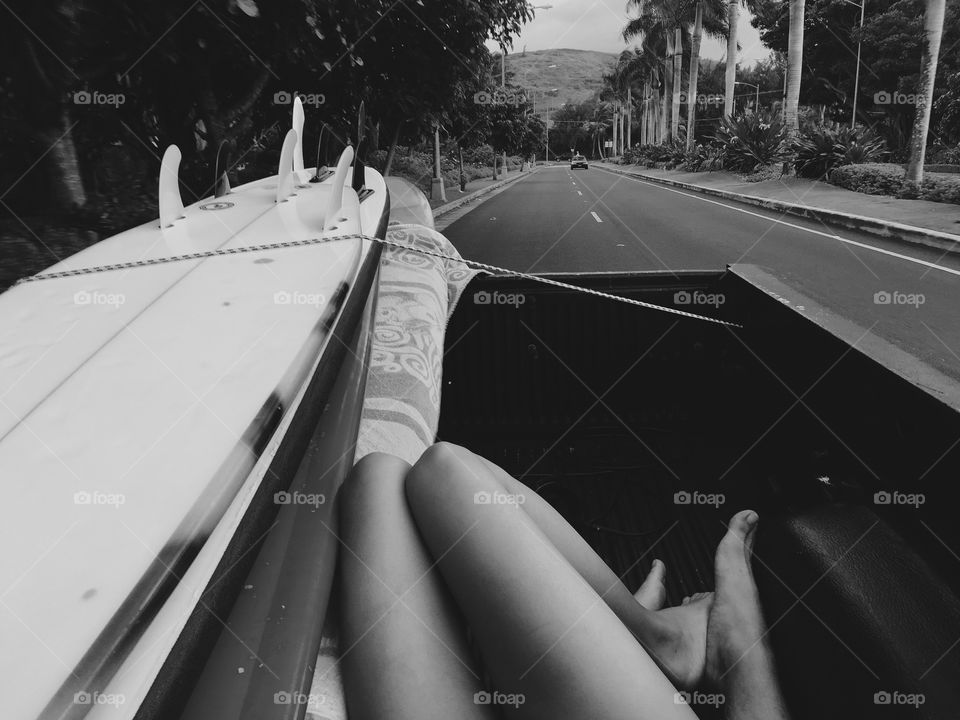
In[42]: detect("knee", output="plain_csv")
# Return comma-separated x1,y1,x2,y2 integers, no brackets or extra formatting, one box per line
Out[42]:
340,452,410,517
405,442,486,511
406,442,467,488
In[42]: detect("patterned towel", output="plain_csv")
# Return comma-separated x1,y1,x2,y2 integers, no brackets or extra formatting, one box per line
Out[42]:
353,223,479,466
305,224,479,720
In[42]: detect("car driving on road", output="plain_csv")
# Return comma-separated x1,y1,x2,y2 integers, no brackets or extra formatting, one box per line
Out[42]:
570,154,588,169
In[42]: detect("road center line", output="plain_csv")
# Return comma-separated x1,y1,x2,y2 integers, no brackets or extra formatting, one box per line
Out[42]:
597,167,960,278
591,211,603,223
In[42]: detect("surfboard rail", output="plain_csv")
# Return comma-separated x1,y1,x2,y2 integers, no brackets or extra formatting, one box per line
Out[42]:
0,98,390,720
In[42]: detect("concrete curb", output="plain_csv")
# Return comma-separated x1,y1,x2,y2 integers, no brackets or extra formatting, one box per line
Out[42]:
433,169,536,218
598,163,960,256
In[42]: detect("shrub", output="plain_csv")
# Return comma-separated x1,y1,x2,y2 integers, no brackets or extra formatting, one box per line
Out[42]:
463,144,496,166
621,145,647,164
829,163,905,196
918,173,960,204
711,113,787,173
793,124,886,178
828,163,960,205
927,142,960,165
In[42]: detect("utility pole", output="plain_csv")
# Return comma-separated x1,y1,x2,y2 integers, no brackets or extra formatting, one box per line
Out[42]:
501,47,508,176
431,122,445,202
846,0,867,128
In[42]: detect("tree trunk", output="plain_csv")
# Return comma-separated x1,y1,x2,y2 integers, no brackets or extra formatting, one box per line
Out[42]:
724,0,739,118
662,38,673,142
627,86,632,149
783,0,806,136
906,0,947,184
42,106,87,210
671,27,683,141
613,102,619,156
383,121,402,175
642,80,650,145
687,2,703,150
458,144,466,190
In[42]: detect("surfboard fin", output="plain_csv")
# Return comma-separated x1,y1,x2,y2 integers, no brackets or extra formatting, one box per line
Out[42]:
325,145,355,232
214,140,232,198
159,145,185,228
292,96,305,174
351,101,366,192
276,129,298,203
310,123,330,183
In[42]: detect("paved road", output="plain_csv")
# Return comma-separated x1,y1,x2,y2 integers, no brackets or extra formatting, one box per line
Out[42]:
441,164,960,382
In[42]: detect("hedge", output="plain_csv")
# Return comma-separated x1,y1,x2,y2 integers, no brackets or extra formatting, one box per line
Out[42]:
829,163,960,205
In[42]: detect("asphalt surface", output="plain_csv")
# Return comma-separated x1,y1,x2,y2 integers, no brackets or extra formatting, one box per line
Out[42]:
442,164,960,382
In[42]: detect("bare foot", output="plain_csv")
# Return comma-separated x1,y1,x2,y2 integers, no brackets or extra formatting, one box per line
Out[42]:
682,592,712,606
645,592,712,690
628,559,711,689
633,559,667,610
706,510,790,719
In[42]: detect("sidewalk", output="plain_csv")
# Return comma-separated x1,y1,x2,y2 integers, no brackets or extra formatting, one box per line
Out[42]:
427,170,525,210
600,162,960,253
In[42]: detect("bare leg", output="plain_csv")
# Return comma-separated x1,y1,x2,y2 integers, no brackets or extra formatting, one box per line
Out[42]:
338,452,496,720
706,510,791,720
469,449,710,689
404,443,698,719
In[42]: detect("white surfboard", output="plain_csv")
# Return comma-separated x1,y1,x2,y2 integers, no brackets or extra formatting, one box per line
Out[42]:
0,100,388,720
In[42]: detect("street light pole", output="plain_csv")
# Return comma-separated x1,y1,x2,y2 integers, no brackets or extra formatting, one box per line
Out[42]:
846,0,866,128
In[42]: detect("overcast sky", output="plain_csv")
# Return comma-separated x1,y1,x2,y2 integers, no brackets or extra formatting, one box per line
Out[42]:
487,0,771,66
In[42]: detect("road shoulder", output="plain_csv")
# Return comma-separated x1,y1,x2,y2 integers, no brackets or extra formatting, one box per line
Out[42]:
597,163,960,256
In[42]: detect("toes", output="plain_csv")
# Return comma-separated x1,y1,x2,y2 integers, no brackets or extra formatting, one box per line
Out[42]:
726,509,759,551
650,558,666,582
634,559,667,610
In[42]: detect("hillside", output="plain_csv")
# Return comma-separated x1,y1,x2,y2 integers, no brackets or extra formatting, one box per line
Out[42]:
503,48,618,122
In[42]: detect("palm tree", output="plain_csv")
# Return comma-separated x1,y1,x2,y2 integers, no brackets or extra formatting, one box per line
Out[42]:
624,3,677,141
685,0,726,148
783,0,806,135
723,0,739,117
721,0,764,118
625,0,725,144
906,0,947,184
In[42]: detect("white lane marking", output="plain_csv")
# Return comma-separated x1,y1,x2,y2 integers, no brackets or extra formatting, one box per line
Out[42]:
598,168,960,277
591,211,603,223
